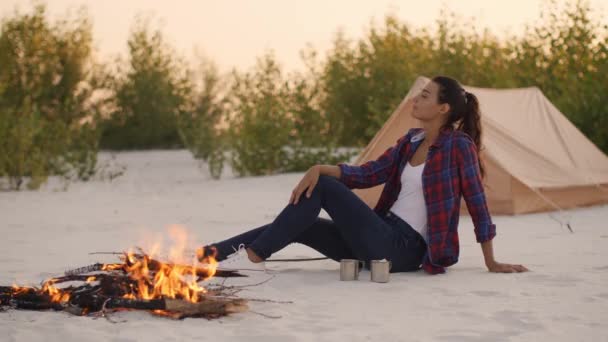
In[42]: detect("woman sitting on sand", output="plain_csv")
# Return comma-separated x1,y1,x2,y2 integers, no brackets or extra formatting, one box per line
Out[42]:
197,76,529,275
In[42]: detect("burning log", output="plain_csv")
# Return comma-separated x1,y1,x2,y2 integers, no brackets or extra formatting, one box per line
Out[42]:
165,297,248,315
102,297,248,316
65,261,245,279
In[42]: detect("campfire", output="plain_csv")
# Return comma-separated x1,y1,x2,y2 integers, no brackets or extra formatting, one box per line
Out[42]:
0,226,253,320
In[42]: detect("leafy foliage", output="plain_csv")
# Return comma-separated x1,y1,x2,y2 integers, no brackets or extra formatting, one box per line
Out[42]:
222,52,356,177
319,1,607,152
99,18,191,150
1,1,605,186
0,4,102,190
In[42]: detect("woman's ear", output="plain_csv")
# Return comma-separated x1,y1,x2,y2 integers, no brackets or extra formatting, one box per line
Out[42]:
439,103,451,116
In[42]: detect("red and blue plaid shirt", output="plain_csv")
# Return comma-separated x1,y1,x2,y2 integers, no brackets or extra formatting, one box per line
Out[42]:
338,126,496,274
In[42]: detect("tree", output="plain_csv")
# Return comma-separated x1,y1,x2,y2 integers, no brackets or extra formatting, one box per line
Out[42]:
0,4,102,190
224,52,293,176
100,17,190,150
177,58,227,179
511,0,608,152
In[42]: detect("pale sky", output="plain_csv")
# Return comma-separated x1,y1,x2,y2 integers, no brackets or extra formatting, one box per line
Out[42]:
1,0,607,72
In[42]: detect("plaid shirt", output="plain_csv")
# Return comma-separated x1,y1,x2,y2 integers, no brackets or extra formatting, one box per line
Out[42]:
338,127,496,274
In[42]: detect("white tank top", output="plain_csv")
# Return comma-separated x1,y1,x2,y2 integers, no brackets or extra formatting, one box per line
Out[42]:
388,161,428,243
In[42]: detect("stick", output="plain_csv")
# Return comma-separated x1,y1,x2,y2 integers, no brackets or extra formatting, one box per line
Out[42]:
64,263,106,276
266,257,329,262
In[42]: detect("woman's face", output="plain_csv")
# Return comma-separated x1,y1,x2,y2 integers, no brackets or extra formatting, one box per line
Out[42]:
412,81,449,122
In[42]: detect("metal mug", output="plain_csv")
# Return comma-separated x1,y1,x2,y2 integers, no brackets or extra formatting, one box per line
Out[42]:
340,259,360,281
370,259,392,283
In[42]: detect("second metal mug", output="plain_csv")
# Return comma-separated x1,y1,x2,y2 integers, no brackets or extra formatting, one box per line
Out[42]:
370,259,391,283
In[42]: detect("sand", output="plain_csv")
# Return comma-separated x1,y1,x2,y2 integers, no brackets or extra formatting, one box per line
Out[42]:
1,150,606,342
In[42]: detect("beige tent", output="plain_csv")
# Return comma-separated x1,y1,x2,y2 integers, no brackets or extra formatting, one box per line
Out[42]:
352,76,608,215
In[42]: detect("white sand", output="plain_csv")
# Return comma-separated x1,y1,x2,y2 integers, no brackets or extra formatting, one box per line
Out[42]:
1,150,607,342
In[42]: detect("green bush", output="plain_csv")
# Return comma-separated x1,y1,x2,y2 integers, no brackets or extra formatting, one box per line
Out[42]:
100,17,190,150
2,1,604,185
222,52,356,177
0,4,101,190
318,1,607,152
177,59,227,179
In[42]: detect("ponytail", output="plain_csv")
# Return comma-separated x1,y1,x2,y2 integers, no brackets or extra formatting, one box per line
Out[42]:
433,76,485,178
459,91,485,178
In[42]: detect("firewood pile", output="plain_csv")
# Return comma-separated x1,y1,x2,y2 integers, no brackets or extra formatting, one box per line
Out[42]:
0,250,253,320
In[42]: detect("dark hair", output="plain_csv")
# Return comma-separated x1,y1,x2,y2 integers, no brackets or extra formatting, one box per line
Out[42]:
432,75,485,178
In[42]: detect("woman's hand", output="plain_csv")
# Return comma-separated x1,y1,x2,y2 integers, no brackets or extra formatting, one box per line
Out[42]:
481,241,528,273
486,261,529,273
289,165,321,205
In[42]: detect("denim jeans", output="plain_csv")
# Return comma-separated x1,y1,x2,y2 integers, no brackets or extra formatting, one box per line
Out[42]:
202,175,427,273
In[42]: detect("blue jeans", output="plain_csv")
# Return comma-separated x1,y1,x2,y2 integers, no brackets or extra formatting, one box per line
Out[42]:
202,175,427,273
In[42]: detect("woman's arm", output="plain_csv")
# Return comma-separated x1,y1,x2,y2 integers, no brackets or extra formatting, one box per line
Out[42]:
317,165,342,179
335,132,413,189
455,135,529,273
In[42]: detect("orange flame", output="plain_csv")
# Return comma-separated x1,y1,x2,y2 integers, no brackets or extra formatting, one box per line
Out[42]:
116,225,217,303
11,284,33,295
41,279,70,303
101,263,123,271
9,225,216,306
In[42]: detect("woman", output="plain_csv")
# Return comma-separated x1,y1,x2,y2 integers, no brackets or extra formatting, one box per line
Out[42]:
197,76,529,275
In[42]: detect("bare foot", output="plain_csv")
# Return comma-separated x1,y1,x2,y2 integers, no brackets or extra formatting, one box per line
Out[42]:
246,248,263,263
